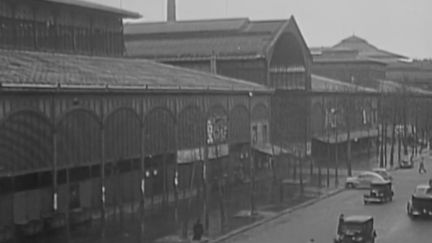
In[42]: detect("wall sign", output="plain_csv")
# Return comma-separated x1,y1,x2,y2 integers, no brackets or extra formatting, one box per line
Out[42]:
207,116,228,144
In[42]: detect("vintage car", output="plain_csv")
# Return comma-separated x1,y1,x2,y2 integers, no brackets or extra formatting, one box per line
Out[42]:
334,215,377,243
364,181,394,204
345,171,387,189
372,168,392,181
407,184,432,218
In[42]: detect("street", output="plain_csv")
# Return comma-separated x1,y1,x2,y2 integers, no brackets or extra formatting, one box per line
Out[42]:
222,156,432,243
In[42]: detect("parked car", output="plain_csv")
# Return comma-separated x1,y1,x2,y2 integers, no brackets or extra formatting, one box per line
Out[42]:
364,181,394,204
407,184,432,219
399,158,413,169
372,168,392,181
334,215,377,243
345,171,387,189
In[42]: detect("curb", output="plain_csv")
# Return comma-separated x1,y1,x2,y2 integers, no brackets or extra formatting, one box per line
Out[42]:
209,187,345,243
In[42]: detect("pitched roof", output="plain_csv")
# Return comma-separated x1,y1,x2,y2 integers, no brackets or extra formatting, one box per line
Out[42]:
126,34,271,60
0,49,270,93
333,35,406,60
43,0,141,18
125,18,251,35
311,74,375,93
376,79,432,95
311,35,407,64
313,56,387,65
124,18,299,60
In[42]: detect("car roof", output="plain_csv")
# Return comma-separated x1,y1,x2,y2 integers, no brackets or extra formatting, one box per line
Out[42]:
344,215,373,223
415,184,431,191
414,184,432,198
360,171,385,179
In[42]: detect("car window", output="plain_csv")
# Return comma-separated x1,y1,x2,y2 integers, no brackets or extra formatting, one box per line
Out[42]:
415,187,429,194
341,224,363,234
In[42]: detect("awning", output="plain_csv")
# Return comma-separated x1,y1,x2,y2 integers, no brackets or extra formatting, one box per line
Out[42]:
252,143,290,156
313,129,378,144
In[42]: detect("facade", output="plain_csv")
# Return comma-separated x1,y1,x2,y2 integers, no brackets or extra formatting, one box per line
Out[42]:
0,1,274,241
310,75,378,165
386,60,432,90
310,35,432,168
0,47,272,241
124,16,313,156
0,0,140,56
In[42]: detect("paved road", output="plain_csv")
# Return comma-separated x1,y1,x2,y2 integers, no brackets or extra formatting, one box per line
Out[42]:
223,156,432,243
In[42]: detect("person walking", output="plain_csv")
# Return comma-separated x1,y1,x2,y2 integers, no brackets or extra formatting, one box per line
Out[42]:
337,214,344,234
419,157,427,174
192,218,204,241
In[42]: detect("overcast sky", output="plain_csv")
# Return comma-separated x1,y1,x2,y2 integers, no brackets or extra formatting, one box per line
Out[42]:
91,0,432,59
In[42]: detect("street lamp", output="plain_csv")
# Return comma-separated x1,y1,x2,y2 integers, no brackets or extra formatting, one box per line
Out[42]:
330,108,339,186
248,91,256,216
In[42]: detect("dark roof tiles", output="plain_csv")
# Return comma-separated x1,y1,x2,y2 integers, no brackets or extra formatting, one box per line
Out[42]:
44,0,141,18
124,18,293,60
125,34,271,59
311,74,375,93
0,49,269,92
125,18,249,35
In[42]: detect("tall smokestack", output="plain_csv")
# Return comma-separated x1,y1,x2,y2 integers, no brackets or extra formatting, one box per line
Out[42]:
167,0,176,22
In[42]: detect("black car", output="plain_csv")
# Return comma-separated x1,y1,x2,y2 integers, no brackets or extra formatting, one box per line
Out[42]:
399,158,413,169
364,181,393,204
407,184,432,218
334,215,377,243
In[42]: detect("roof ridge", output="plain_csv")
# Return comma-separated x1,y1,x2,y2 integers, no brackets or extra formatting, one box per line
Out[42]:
125,17,249,26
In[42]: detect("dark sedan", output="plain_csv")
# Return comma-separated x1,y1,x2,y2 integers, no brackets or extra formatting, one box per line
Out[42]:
407,184,432,218
399,159,413,169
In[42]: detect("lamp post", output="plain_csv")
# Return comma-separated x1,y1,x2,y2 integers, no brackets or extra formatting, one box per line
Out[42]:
331,108,339,186
248,91,256,216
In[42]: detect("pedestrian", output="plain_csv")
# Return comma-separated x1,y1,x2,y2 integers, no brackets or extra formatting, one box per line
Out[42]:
337,214,344,234
192,218,204,241
419,157,427,174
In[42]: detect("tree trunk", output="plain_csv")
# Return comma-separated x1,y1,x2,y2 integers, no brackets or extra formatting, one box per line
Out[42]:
379,124,383,168
384,122,388,168
390,120,396,167
347,129,352,176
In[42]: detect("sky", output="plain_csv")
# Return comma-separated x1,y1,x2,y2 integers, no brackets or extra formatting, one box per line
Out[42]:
90,0,432,59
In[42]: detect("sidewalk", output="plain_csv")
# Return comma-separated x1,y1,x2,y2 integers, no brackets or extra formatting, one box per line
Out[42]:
34,154,382,243
154,176,344,243
150,155,382,243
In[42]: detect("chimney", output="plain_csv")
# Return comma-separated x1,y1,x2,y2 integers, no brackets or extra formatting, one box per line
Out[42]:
167,0,176,22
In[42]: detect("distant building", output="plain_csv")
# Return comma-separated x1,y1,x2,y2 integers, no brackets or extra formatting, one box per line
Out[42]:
0,0,140,56
310,35,407,87
124,16,313,156
387,60,432,89
311,35,432,166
